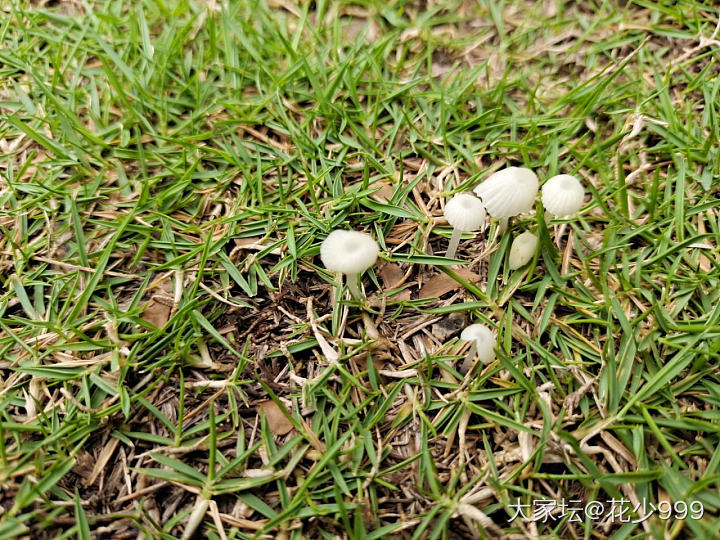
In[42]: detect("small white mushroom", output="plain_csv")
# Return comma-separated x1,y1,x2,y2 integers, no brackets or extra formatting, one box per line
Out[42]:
474,167,539,231
320,230,379,299
443,193,486,259
508,231,538,270
459,323,496,373
541,174,585,217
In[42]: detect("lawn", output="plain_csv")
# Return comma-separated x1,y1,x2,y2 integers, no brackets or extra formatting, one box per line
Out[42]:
1,0,720,538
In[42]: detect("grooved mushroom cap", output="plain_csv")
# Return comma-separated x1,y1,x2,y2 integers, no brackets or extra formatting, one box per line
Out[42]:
474,167,539,218
320,230,379,274
460,323,496,363
508,231,538,270
541,174,585,216
444,193,486,232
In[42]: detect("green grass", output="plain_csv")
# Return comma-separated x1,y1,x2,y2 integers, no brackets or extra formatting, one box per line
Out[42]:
1,0,720,538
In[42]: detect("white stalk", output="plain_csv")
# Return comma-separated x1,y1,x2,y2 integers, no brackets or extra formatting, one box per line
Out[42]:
446,227,463,259
555,222,568,248
498,217,509,233
459,341,477,374
346,272,362,299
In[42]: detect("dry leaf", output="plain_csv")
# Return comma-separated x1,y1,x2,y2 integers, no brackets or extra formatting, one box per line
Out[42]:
242,468,275,478
385,222,418,245
234,236,263,248
378,262,410,300
388,290,412,301
142,278,173,328
431,311,466,341
85,437,119,486
696,214,713,273
518,429,534,462
419,269,481,299
379,262,404,289
257,400,294,435
142,298,172,328
368,179,395,202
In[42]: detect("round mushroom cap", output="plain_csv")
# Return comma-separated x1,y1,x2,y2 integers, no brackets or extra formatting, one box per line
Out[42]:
508,231,538,270
460,323,496,363
541,174,584,217
444,193,486,232
320,230,379,274
473,167,539,218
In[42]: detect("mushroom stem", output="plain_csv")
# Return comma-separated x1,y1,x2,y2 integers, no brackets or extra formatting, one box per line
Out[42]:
459,341,477,374
346,272,363,299
446,227,463,259
554,222,568,248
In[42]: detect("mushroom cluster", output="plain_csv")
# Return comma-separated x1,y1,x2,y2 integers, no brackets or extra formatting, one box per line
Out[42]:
314,166,586,370
319,169,585,292
437,167,585,270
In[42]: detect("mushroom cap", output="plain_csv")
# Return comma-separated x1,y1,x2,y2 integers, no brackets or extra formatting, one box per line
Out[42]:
320,230,379,274
460,323,496,363
541,174,584,216
508,231,538,270
473,167,539,218
444,193,486,232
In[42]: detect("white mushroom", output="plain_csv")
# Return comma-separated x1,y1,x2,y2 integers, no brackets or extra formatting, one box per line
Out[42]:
320,230,379,299
443,193,486,259
508,231,538,270
459,323,496,373
474,167,539,231
541,174,585,217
